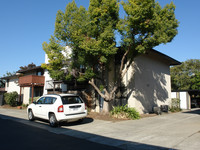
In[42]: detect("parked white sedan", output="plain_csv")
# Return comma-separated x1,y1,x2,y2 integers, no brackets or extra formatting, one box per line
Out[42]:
27,94,87,127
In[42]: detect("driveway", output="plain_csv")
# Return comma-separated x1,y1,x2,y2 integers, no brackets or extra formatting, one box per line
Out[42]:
0,108,200,150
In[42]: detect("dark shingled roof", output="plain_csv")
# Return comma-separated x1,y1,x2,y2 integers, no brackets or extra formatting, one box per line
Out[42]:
16,66,43,73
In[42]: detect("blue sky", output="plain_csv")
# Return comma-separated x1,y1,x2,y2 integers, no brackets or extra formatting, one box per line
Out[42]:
0,0,199,77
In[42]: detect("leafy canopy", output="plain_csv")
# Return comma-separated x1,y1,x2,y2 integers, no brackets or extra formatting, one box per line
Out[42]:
171,59,200,90
42,36,65,80
118,0,178,57
43,0,119,82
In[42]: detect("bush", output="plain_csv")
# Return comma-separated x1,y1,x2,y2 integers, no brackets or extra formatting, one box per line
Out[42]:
4,91,18,107
170,98,181,112
111,105,140,120
22,103,29,108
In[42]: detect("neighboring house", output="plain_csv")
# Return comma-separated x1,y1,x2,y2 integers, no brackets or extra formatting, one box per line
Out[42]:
1,66,45,104
172,90,200,110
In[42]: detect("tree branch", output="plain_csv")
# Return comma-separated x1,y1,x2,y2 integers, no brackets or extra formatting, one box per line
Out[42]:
88,79,106,99
120,47,132,79
120,47,130,76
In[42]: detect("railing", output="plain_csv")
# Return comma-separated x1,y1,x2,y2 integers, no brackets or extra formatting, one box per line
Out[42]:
18,75,44,86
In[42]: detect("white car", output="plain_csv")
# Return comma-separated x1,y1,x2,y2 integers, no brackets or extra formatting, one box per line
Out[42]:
27,94,87,127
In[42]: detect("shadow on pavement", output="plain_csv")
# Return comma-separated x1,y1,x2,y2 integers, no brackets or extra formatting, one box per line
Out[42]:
30,116,94,127
183,108,200,115
59,117,94,126
0,114,171,150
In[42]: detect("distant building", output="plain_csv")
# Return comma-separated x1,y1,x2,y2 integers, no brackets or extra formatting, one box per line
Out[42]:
1,66,44,104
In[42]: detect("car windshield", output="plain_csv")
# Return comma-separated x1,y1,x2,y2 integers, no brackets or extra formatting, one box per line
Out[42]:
61,96,83,105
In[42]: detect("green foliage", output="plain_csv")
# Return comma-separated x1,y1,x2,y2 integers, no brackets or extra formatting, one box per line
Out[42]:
22,103,29,108
118,0,179,55
171,59,200,90
170,98,181,112
4,91,18,107
99,85,104,91
3,71,16,77
19,63,36,71
43,0,120,84
42,0,178,102
42,36,66,81
111,105,140,119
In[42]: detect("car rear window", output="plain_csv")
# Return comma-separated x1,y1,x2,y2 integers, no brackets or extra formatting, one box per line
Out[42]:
61,96,83,105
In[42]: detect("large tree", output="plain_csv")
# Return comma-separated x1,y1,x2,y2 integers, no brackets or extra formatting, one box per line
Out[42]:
42,0,179,102
171,59,200,91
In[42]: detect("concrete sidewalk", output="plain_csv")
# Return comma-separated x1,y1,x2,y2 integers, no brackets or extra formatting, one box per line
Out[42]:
0,107,200,150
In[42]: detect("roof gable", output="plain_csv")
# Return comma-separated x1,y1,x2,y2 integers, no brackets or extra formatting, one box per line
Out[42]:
145,49,181,66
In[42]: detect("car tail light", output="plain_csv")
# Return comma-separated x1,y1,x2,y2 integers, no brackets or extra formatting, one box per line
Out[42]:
58,105,64,112
85,104,87,110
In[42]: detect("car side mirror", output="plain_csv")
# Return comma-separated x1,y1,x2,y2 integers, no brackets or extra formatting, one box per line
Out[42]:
33,101,36,104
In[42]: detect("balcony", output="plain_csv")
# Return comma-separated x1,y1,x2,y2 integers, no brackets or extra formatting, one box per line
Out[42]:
18,75,45,87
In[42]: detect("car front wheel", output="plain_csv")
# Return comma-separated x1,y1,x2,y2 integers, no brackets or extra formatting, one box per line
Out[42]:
49,114,58,127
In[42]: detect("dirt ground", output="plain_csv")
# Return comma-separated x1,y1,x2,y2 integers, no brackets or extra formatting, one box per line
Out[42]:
87,111,157,122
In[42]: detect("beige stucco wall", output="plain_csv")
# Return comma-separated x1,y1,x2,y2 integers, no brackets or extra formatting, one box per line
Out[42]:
23,87,30,104
124,54,171,114
5,77,20,94
5,78,31,104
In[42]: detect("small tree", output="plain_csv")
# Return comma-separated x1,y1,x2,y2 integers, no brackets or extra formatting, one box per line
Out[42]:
170,98,181,112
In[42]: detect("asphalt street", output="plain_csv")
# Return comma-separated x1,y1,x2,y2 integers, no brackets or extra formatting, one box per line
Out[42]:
0,108,200,150
0,118,121,150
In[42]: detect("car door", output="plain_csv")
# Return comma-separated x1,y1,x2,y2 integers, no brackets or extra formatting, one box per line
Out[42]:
34,97,45,118
41,97,57,119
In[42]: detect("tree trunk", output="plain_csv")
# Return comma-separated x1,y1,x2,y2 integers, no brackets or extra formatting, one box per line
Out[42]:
88,47,131,103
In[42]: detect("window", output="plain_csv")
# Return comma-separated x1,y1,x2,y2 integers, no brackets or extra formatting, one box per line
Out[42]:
61,96,83,105
36,97,45,104
37,72,42,76
37,70,44,76
44,97,57,104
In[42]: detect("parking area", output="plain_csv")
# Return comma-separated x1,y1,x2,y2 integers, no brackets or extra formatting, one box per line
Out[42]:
0,108,200,150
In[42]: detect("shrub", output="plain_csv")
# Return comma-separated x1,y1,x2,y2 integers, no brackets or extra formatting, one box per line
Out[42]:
22,103,29,108
111,105,140,120
170,98,181,112
4,91,18,107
